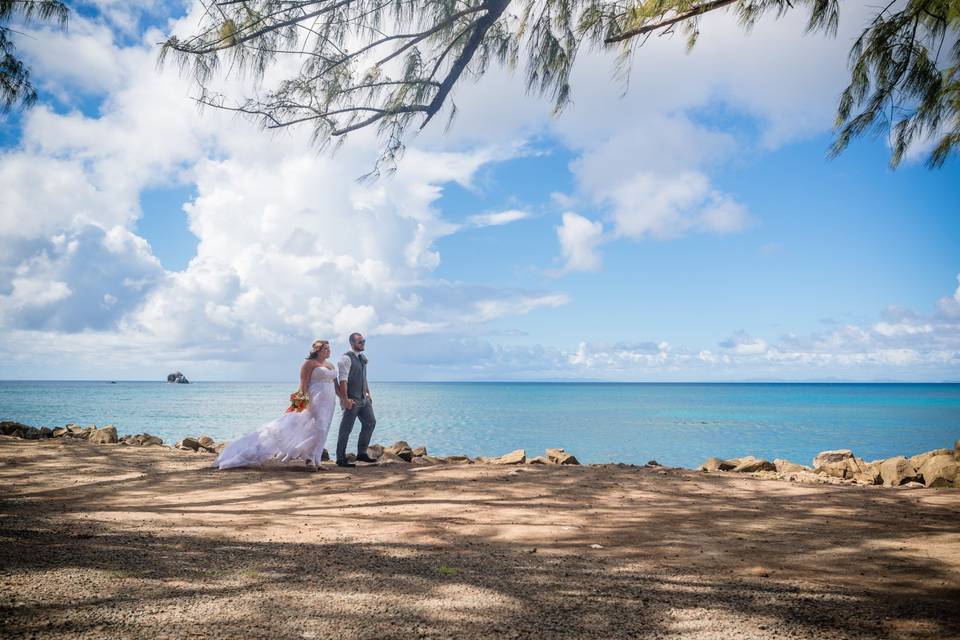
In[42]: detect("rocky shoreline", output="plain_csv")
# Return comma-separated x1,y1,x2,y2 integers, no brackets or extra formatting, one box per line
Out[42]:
1,419,957,488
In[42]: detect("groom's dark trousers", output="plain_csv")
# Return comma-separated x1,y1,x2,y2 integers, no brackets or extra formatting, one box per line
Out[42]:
336,400,376,462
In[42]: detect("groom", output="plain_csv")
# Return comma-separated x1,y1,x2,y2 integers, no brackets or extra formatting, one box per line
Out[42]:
335,332,377,467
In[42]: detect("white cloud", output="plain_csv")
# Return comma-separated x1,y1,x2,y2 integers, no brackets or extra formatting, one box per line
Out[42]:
556,212,605,272
468,209,529,227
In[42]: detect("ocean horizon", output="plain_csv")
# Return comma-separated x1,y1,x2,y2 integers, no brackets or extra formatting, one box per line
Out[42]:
3,381,958,468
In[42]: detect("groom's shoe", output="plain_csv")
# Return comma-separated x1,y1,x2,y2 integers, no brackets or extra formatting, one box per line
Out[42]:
336,460,356,468
355,453,377,464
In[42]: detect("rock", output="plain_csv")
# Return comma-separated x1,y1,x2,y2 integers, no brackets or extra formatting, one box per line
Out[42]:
546,448,580,465
366,444,383,460
176,437,201,451
38,426,53,439
166,371,190,384
384,441,413,462
132,434,163,447
52,427,70,438
412,455,444,466
955,439,960,460
87,426,118,444
852,460,883,485
812,449,853,469
376,452,408,464
0,421,33,437
774,459,810,474
731,456,776,473
527,456,550,465
815,460,851,479
412,446,428,457
197,435,217,453
909,449,953,472
899,481,925,489
321,448,330,462
699,457,736,472
213,442,227,454
917,454,960,488
445,454,473,464
645,460,662,467
486,449,526,465
879,456,921,487
346,453,356,463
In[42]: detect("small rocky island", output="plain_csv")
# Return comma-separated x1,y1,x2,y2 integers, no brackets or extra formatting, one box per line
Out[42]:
166,371,189,384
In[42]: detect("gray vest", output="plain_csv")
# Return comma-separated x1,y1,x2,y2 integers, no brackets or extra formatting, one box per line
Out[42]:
344,351,367,400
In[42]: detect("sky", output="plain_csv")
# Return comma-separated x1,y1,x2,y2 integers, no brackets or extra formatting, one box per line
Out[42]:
0,0,958,382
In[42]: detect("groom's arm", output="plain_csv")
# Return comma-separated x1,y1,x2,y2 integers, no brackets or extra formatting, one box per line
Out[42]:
337,354,354,410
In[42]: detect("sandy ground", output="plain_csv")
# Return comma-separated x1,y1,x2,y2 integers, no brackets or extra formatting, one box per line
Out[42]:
1,436,959,639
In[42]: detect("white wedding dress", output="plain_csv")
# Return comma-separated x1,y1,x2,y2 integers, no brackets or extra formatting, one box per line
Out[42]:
214,364,338,469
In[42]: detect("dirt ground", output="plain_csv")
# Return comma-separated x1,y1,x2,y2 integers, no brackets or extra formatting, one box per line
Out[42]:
1,436,959,639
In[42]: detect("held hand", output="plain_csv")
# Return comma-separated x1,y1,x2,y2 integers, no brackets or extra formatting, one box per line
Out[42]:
342,398,355,411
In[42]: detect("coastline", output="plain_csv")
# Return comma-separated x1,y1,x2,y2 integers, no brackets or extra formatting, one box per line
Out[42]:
2,435,959,639
2,419,958,488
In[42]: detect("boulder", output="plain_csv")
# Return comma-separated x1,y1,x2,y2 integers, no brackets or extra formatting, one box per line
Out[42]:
812,449,853,469
852,460,883,485
445,454,473,464
645,460,662,467
88,426,118,445
546,448,580,465
527,456,550,465
376,452,408,464
774,459,810,474
700,457,736,472
166,372,190,384
66,425,94,439
38,426,53,439
918,454,960,488
321,448,330,462
487,449,526,465
412,455,444,466
197,435,217,453
366,444,384,460
412,446,428,458
879,456,921,487
125,433,164,447
909,449,953,472
731,456,776,473
0,421,32,436
52,427,70,438
176,437,201,451
384,441,413,462
815,461,851,479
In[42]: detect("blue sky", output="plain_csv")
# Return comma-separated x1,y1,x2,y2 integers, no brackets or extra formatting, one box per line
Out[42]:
0,0,957,382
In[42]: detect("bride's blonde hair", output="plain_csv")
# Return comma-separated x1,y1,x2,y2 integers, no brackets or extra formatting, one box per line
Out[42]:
307,339,329,360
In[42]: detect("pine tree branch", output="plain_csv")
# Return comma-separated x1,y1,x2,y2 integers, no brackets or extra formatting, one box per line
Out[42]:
604,0,739,44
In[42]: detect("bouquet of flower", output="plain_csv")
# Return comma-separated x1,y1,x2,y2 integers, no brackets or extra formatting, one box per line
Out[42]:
286,390,310,413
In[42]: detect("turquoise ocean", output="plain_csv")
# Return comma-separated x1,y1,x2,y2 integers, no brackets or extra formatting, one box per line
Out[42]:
1,381,957,467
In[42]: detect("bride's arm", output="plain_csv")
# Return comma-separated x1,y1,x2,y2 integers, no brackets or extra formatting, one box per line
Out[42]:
299,361,314,395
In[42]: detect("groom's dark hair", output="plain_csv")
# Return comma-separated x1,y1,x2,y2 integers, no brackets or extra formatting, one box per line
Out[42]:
349,332,363,346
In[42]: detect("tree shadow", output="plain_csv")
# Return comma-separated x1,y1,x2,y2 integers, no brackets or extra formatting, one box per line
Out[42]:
1,438,959,639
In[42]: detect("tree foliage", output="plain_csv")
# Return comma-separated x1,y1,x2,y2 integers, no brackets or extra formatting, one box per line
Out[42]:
1,0,69,112
163,0,960,171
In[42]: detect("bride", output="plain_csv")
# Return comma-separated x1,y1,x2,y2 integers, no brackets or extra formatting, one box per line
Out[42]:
214,339,340,471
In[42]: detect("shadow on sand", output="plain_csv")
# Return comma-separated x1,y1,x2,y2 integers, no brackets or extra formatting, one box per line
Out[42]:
1,438,958,639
